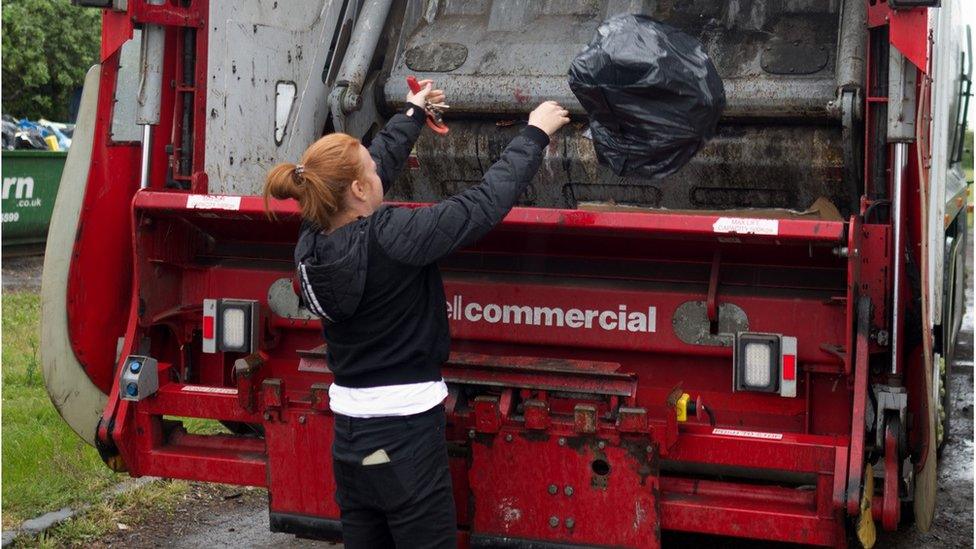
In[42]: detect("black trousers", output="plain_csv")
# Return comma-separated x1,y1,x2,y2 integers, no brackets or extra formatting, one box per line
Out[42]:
332,404,457,549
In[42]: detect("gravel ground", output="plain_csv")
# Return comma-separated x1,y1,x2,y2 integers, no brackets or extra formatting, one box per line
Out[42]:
89,485,333,549
8,229,974,547
1,256,44,292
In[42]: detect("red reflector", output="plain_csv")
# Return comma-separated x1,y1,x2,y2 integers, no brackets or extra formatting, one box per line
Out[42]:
203,316,215,339
783,355,796,381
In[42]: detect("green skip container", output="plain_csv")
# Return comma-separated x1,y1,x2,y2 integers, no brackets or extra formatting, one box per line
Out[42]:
2,150,67,256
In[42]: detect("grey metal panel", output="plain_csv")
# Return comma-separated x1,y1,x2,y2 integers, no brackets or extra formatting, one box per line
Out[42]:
835,0,866,90
111,29,144,143
205,1,344,195
386,0,848,119
672,301,749,348
136,24,165,125
268,278,317,320
887,48,918,142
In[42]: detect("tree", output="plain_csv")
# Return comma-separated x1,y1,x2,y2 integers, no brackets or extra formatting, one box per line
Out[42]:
2,0,101,121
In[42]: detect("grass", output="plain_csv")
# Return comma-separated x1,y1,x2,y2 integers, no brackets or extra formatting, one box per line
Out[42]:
14,479,190,548
1,292,122,528
2,291,223,545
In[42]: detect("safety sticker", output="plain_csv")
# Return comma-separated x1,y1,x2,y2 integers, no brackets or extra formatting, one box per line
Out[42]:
712,428,783,440
186,194,242,211
712,217,779,236
181,385,238,395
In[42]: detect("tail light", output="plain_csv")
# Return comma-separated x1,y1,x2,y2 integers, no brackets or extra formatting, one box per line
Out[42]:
733,333,799,398
202,298,259,354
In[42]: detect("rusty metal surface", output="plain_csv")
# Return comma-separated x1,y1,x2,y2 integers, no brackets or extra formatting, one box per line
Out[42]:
386,0,849,119
201,0,861,209
391,121,848,212
377,1,860,213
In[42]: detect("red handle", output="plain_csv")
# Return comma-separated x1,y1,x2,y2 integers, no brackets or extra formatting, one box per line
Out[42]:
406,76,449,135
406,75,422,94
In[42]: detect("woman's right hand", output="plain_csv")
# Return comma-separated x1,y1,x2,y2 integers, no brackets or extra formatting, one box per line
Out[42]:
528,101,571,136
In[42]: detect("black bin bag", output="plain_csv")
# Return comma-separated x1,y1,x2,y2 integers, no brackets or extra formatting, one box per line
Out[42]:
568,14,726,179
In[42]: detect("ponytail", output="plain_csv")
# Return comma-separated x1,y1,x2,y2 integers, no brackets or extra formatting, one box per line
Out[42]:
263,133,365,229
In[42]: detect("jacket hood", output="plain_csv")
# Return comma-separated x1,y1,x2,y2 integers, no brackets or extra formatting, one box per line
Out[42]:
295,218,369,323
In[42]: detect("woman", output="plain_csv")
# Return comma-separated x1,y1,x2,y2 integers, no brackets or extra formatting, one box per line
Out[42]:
264,80,570,548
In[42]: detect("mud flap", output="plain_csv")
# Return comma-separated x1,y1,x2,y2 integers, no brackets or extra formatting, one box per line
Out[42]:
913,366,938,532
40,64,108,447
468,434,660,548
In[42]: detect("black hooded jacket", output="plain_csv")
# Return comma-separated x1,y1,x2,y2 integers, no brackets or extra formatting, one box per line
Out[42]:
295,106,550,388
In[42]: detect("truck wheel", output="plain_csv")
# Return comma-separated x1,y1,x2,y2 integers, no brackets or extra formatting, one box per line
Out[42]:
938,237,963,456
936,353,950,456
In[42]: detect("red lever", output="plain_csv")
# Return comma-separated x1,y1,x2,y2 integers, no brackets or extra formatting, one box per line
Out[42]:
406,76,449,135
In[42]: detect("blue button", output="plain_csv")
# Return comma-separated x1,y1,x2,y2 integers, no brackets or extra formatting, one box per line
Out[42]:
126,383,138,397
129,360,142,373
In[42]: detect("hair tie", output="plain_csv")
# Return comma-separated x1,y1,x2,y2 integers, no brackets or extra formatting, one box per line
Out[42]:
295,164,306,176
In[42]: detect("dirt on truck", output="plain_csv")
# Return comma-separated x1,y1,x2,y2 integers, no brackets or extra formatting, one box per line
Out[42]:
39,1,971,548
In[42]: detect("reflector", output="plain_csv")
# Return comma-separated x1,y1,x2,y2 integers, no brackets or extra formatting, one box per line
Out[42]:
202,299,217,353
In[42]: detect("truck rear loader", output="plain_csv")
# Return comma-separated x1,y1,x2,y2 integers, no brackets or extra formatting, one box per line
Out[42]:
43,0,971,546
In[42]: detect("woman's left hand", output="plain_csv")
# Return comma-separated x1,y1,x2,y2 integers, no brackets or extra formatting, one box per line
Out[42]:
407,79,446,108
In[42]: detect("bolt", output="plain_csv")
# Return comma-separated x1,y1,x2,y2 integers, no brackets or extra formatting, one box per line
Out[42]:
645,445,653,453
565,518,575,529
468,430,476,439
597,441,606,450
298,415,306,424
263,411,271,421
505,433,513,442
558,437,566,446
548,484,558,495
549,516,560,528
564,486,574,497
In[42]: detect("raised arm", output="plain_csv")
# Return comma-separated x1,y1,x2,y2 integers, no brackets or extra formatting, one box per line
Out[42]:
367,108,424,194
368,79,446,194
373,101,570,266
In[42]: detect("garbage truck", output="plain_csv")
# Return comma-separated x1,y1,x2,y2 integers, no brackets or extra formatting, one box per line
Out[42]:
44,1,971,546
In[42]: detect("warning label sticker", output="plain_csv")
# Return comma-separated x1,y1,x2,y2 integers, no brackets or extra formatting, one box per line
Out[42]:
711,428,784,440
181,385,238,395
186,195,242,211
712,217,779,236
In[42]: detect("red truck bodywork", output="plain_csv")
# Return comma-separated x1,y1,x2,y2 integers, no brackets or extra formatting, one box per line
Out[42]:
46,1,968,547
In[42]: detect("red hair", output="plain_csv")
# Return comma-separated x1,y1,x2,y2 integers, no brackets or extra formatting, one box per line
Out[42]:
264,133,364,229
